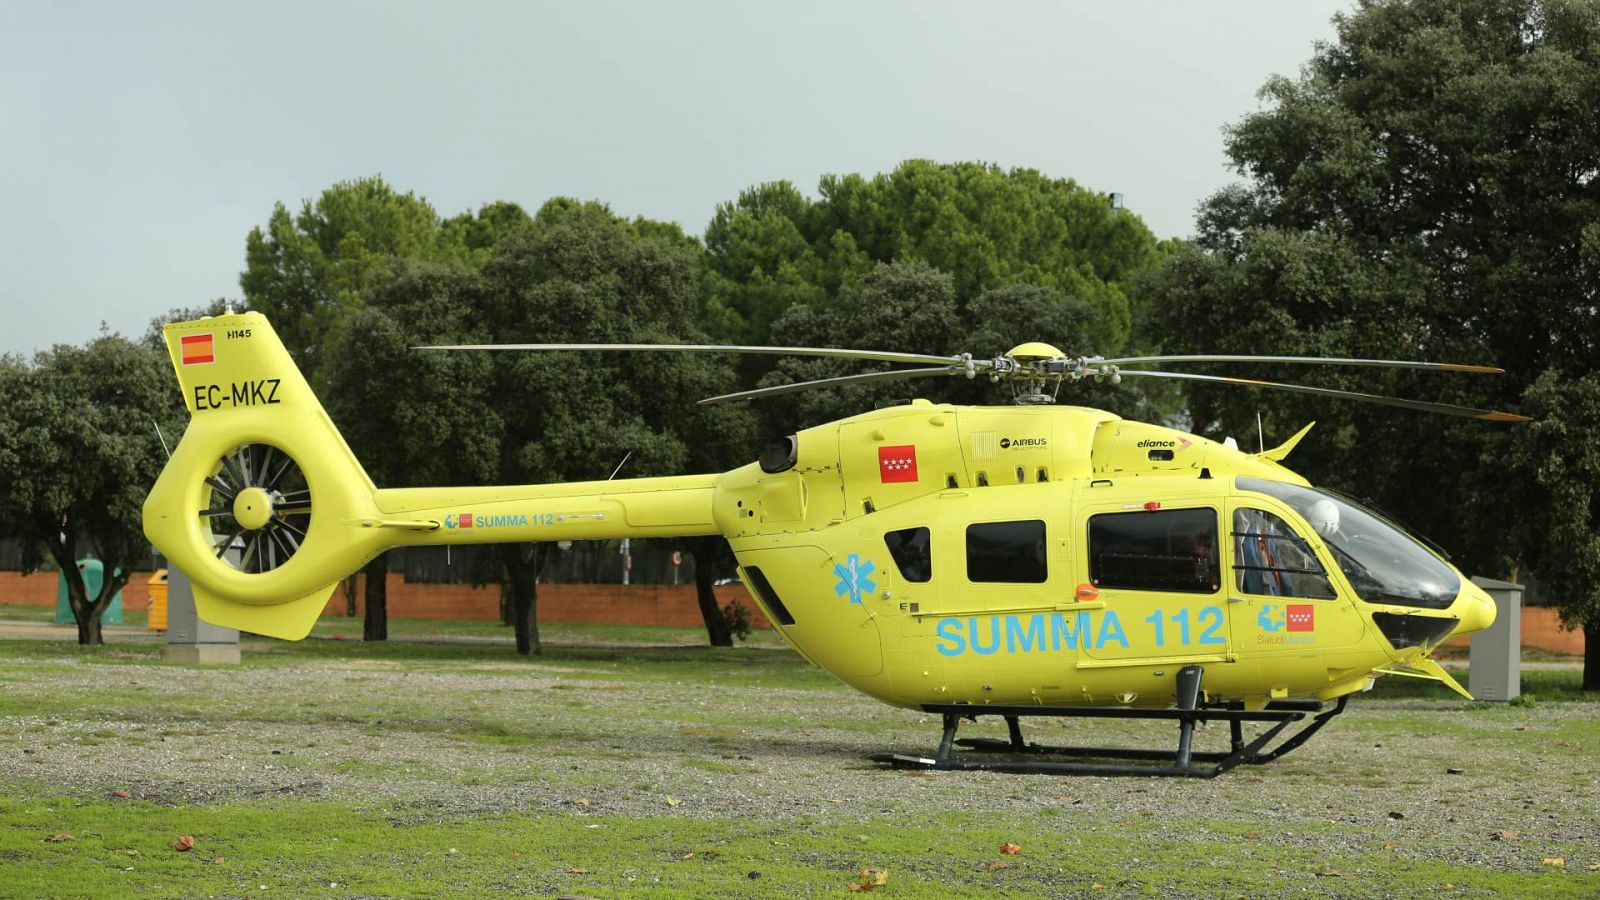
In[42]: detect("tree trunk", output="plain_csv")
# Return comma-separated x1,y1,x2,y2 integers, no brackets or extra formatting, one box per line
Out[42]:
687,537,732,647
1585,622,1599,693
344,575,359,617
76,608,104,646
500,544,544,655
362,553,388,641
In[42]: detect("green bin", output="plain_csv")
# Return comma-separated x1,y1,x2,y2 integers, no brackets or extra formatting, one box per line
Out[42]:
55,559,124,625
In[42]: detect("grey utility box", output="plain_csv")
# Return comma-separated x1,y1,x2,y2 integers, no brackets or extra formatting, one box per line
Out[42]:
164,566,241,664
1468,576,1523,702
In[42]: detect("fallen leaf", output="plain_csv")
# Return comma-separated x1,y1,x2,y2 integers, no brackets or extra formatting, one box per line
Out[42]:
1091,883,1105,890
45,833,73,843
576,798,591,807
109,790,132,799
211,857,225,865
1542,857,1565,867
1000,842,1023,855
173,835,195,852
1491,830,1519,841
1446,767,1465,775
681,852,695,860
1382,843,1397,851
665,796,680,808
566,867,591,875
978,861,1011,871
848,868,889,891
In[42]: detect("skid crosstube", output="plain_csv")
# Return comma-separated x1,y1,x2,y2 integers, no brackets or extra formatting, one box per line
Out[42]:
872,667,1348,777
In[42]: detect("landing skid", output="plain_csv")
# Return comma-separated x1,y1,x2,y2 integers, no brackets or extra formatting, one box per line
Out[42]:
872,666,1349,778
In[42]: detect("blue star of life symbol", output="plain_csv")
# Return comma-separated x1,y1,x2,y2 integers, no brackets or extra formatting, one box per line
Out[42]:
833,553,877,605
1258,603,1285,632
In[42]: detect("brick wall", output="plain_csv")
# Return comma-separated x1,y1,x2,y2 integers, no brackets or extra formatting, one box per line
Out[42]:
1,569,1584,654
0,571,152,610
319,576,772,630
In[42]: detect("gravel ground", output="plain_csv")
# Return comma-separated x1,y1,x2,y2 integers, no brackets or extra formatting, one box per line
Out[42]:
3,645,1598,883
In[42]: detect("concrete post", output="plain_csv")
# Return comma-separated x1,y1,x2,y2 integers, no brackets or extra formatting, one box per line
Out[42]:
1469,576,1523,702
164,566,241,664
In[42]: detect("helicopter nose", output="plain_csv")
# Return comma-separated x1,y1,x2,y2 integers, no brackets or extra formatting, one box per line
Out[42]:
1450,582,1497,638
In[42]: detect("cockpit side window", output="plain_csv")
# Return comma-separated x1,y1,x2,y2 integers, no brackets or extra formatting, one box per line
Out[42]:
1236,477,1460,609
1233,508,1337,599
884,526,932,583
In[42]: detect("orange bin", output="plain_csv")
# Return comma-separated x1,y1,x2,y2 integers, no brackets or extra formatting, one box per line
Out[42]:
147,570,168,631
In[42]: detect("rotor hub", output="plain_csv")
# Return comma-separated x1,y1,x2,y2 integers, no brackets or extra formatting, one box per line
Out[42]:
232,486,274,530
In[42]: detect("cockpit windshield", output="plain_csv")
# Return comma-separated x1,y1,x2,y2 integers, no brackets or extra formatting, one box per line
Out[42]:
1236,477,1460,610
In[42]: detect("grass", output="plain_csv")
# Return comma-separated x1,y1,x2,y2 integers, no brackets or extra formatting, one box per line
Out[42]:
1,619,1596,898
4,796,1595,899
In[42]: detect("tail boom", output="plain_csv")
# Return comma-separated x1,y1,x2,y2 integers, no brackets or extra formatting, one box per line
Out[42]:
142,311,722,641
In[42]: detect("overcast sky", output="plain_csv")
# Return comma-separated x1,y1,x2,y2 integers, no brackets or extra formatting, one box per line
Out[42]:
0,1,1348,358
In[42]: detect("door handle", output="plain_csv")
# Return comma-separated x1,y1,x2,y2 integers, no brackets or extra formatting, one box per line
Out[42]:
1227,596,1248,604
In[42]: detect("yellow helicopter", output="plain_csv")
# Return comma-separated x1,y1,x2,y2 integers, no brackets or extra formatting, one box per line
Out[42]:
142,312,1527,776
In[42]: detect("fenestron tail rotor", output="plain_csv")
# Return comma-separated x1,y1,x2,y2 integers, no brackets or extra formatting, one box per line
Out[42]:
199,443,313,574
418,340,1529,421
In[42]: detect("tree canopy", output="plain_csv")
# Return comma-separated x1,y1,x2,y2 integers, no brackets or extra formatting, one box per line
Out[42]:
702,161,1161,352
0,337,179,643
1147,0,1600,679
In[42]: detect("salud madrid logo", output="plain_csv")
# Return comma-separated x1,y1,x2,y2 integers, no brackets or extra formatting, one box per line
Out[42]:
1257,602,1316,643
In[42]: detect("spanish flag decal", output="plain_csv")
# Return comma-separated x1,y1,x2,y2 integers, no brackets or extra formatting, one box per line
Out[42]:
180,333,215,366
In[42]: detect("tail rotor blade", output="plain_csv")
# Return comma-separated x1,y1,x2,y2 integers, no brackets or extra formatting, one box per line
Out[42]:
1115,370,1531,421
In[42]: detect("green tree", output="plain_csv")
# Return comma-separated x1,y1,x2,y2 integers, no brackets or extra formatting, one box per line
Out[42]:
0,337,179,644
1515,372,1600,690
465,200,756,654
1148,0,1600,676
703,161,1160,352
322,261,506,641
240,176,493,384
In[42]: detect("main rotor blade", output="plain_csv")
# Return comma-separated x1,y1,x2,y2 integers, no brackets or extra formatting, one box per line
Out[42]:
418,342,970,368
1101,354,1503,374
698,366,962,406
1116,370,1531,421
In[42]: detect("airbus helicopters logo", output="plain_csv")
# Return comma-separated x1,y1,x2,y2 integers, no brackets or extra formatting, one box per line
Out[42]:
833,553,877,605
999,437,1047,450
1257,603,1316,644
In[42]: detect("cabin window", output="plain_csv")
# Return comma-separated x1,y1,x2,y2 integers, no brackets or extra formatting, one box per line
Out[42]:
1089,508,1219,593
1232,508,1336,599
884,526,932,583
966,520,1047,583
